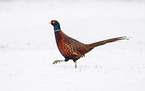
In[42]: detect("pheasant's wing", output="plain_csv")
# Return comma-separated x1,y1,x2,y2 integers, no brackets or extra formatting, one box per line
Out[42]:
62,34,84,59
65,43,82,59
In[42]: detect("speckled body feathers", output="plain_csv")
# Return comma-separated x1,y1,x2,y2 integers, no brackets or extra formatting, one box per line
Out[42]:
55,31,91,62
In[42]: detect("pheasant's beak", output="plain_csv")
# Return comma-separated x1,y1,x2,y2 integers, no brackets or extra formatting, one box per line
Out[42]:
48,22,51,24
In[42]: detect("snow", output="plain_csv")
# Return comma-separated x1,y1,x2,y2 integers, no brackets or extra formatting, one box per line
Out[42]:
0,0,145,91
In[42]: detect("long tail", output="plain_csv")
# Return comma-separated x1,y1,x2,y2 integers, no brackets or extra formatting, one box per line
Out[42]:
88,36,129,49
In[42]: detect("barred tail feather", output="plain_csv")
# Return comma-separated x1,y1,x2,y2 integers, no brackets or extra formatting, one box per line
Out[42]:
89,36,129,49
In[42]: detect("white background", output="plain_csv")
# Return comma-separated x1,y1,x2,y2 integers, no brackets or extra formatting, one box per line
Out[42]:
0,0,145,91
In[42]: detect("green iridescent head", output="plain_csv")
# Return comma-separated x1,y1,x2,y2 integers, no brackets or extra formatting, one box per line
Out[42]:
50,20,61,31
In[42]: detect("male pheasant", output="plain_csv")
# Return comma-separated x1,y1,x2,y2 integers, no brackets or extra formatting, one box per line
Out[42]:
50,20,128,68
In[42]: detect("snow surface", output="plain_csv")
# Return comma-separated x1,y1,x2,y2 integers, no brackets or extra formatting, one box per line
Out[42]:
0,0,145,91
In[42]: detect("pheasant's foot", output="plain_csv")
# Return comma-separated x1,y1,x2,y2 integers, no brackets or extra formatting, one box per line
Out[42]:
53,60,64,64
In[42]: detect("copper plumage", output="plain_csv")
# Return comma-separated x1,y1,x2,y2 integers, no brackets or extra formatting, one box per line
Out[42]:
50,20,128,68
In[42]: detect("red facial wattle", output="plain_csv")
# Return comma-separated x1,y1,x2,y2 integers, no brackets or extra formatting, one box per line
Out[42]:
51,21,56,24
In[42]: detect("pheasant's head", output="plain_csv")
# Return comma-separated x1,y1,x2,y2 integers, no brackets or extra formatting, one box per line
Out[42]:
50,20,61,31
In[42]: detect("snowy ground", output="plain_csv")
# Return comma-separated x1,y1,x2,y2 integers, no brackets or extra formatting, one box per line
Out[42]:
0,0,145,91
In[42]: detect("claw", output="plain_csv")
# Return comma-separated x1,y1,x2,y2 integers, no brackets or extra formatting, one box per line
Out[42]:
53,60,64,64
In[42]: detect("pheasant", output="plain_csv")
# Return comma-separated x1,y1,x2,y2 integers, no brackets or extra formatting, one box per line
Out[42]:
50,20,128,68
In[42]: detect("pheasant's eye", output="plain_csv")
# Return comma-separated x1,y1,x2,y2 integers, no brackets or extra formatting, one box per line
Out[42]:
51,21,56,24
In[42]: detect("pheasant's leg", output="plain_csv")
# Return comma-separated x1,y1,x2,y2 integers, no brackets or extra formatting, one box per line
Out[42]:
53,60,64,64
53,58,69,64
75,61,77,68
